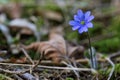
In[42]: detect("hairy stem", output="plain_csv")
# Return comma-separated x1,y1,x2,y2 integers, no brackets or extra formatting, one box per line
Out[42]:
87,32,94,69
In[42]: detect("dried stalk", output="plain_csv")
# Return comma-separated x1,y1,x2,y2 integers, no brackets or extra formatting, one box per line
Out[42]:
0,62,93,72
106,57,115,80
21,48,34,65
98,53,115,80
0,68,29,74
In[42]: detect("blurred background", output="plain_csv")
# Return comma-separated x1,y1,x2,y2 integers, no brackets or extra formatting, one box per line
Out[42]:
0,0,120,53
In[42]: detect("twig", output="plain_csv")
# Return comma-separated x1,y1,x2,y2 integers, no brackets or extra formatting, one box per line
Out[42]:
0,53,42,75
62,61,80,79
98,53,115,80
34,73,39,80
0,67,29,74
109,51,120,59
62,47,80,80
21,48,35,74
0,62,93,72
21,48,43,73
105,57,115,80
32,51,43,69
29,52,43,73
13,74,23,80
21,48,34,65
72,59,81,80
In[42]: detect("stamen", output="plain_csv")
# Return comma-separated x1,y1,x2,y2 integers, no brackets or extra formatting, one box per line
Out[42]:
81,21,85,25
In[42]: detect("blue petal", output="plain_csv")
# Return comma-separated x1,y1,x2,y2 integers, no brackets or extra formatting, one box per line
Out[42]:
78,28,84,34
78,26,88,34
85,11,91,20
72,26,80,30
77,9,84,18
69,20,78,26
87,15,94,22
82,26,88,32
86,22,93,28
74,15,80,21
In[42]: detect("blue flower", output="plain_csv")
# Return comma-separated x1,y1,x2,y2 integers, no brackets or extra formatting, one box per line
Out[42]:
69,9,94,34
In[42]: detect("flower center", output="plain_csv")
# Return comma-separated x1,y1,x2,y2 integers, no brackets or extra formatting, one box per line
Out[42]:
80,21,85,25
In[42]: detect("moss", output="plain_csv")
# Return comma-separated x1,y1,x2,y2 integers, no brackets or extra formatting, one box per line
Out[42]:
0,74,5,80
0,74,11,80
66,31,79,41
114,64,120,74
66,77,74,80
23,37,36,45
109,16,120,37
99,63,120,79
93,37,120,53
92,16,120,53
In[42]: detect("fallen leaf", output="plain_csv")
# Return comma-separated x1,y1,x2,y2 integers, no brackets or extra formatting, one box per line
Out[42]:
9,18,40,41
10,57,27,63
24,32,84,63
68,45,84,59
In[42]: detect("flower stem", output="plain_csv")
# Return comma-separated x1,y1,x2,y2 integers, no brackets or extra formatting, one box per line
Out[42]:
87,32,94,69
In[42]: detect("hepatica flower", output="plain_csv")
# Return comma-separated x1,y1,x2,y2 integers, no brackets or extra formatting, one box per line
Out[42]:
69,9,94,34
69,9,97,69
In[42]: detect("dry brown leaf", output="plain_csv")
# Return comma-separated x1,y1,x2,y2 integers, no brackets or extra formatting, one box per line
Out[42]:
68,45,84,59
10,57,27,63
9,19,40,41
24,33,84,63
